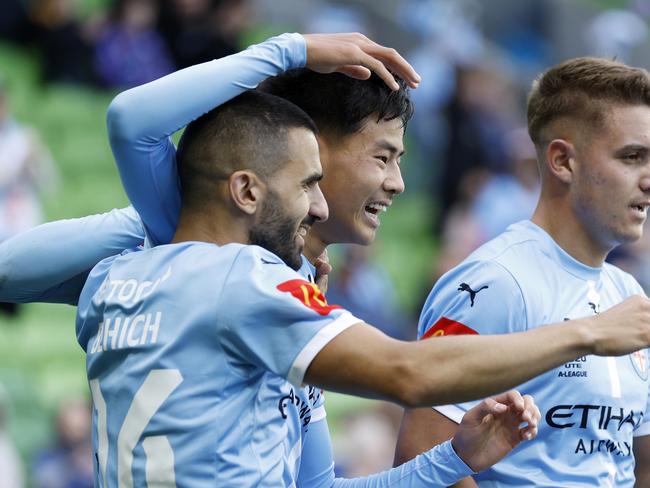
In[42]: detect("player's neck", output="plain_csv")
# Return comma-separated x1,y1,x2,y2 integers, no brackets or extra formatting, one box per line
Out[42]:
303,233,327,263
171,209,248,246
531,201,609,268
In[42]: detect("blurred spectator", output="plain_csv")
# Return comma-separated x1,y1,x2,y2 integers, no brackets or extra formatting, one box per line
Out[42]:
0,383,24,488
0,0,31,43
30,0,94,84
471,127,540,241
0,81,58,316
327,245,412,340
586,9,647,62
437,62,520,231
432,167,489,278
333,402,403,478
94,0,174,88
432,128,539,279
32,398,93,488
158,0,252,69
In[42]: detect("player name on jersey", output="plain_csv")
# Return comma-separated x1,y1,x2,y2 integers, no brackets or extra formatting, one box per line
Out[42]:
89,312,162,353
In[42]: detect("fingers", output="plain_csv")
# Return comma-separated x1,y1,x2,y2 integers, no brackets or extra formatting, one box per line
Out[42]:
463,396,507,425
492,390,525,413
519,394,540,441
359,42,421,88
314,250,332,294
303,32,421,91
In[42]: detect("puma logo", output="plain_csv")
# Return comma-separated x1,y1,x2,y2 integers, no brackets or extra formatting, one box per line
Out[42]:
457,283,489,307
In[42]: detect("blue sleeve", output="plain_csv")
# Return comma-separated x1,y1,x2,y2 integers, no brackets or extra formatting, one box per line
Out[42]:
0,207,144,305
298,417,474,487
106,33,307,246
418,259,526,423
418,260,526,339
216,246,360,387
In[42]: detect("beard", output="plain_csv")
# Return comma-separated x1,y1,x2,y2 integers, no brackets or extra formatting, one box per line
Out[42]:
249,190,305,270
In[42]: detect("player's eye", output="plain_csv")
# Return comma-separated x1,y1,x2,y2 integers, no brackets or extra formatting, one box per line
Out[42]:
375,156,388,165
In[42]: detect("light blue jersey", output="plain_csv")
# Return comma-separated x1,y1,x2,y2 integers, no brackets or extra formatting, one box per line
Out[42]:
78,242,474,487
77,242,360,486
419,220,650,487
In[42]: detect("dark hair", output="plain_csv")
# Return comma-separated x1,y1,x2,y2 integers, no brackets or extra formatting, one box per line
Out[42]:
176,90,317,209
259,69,413,137
527,57,650,146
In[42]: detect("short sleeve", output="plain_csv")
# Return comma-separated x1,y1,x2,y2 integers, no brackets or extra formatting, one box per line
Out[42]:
217,247,360,387
418,259,526,422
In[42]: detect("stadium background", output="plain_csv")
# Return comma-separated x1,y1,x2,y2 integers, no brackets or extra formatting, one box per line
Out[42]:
1,0,650,484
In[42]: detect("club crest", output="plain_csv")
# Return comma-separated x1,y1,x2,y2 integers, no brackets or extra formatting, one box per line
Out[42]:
630,350,648,381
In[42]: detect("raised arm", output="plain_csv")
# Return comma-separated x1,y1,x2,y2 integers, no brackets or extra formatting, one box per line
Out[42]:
107,32,420,246
304,295,650,407
0,207,144,304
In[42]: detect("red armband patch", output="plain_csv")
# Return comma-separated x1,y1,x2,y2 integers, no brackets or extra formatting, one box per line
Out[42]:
420,317,479,339
276,279,342,316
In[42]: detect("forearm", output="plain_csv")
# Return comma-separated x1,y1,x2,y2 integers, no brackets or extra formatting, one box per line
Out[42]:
106,33,306,245
307,322,594,407
0,207,144,304
399,320,594,406
330,441,472,488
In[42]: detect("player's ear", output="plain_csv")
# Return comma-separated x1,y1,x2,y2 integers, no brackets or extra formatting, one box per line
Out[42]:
545,139,576,184
229,170,265,215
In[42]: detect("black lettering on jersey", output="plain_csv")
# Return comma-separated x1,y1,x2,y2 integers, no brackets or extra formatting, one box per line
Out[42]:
457,283,489,307
547,404,642,433
588,302,600,314
278,387,313,430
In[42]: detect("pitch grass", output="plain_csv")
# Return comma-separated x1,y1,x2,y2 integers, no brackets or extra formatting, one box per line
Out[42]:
0,40,438,470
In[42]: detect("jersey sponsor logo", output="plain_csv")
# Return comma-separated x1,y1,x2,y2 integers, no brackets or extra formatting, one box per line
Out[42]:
630,350,648,381
421,317,479,339
457,282,488,307
97,266,172,305
546,404,643,458
278,386,314,430
546,404,641,431
276,279,342,316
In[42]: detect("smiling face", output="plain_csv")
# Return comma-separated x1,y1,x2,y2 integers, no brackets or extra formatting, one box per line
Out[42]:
250,128,328,269
570,104,650,250
311,116,405,248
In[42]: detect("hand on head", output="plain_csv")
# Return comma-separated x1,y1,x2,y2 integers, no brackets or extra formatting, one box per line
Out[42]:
452,390,540,473
303,32,420,91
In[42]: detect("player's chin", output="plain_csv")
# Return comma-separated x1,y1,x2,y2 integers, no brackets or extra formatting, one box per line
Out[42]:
354,224,378,246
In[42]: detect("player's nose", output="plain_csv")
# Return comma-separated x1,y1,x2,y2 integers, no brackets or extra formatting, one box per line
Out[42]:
309,184,329,223
383,163,405,195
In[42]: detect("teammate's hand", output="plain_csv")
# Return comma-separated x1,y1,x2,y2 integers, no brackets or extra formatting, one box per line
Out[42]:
587,294,650,356
303,33,420,91
451,390,540,473
314,249,332,295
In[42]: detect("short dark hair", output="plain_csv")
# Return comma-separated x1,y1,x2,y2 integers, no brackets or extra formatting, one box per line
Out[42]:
177,90,317,209
259,69,413,137
527,57,650,147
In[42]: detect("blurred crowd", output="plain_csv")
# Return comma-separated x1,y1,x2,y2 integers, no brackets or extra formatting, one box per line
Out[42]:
1,0,252,89
3,0,650,484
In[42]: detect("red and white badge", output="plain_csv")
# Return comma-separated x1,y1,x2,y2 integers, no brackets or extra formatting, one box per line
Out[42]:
631,349,648,381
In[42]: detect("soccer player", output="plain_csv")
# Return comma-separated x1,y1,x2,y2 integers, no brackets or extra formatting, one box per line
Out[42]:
393,57,650,487
2,33,650,402
79,84,542,486
3,32,650,483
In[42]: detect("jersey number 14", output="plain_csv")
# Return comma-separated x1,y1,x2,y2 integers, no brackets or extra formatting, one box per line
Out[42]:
90,369,183,487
